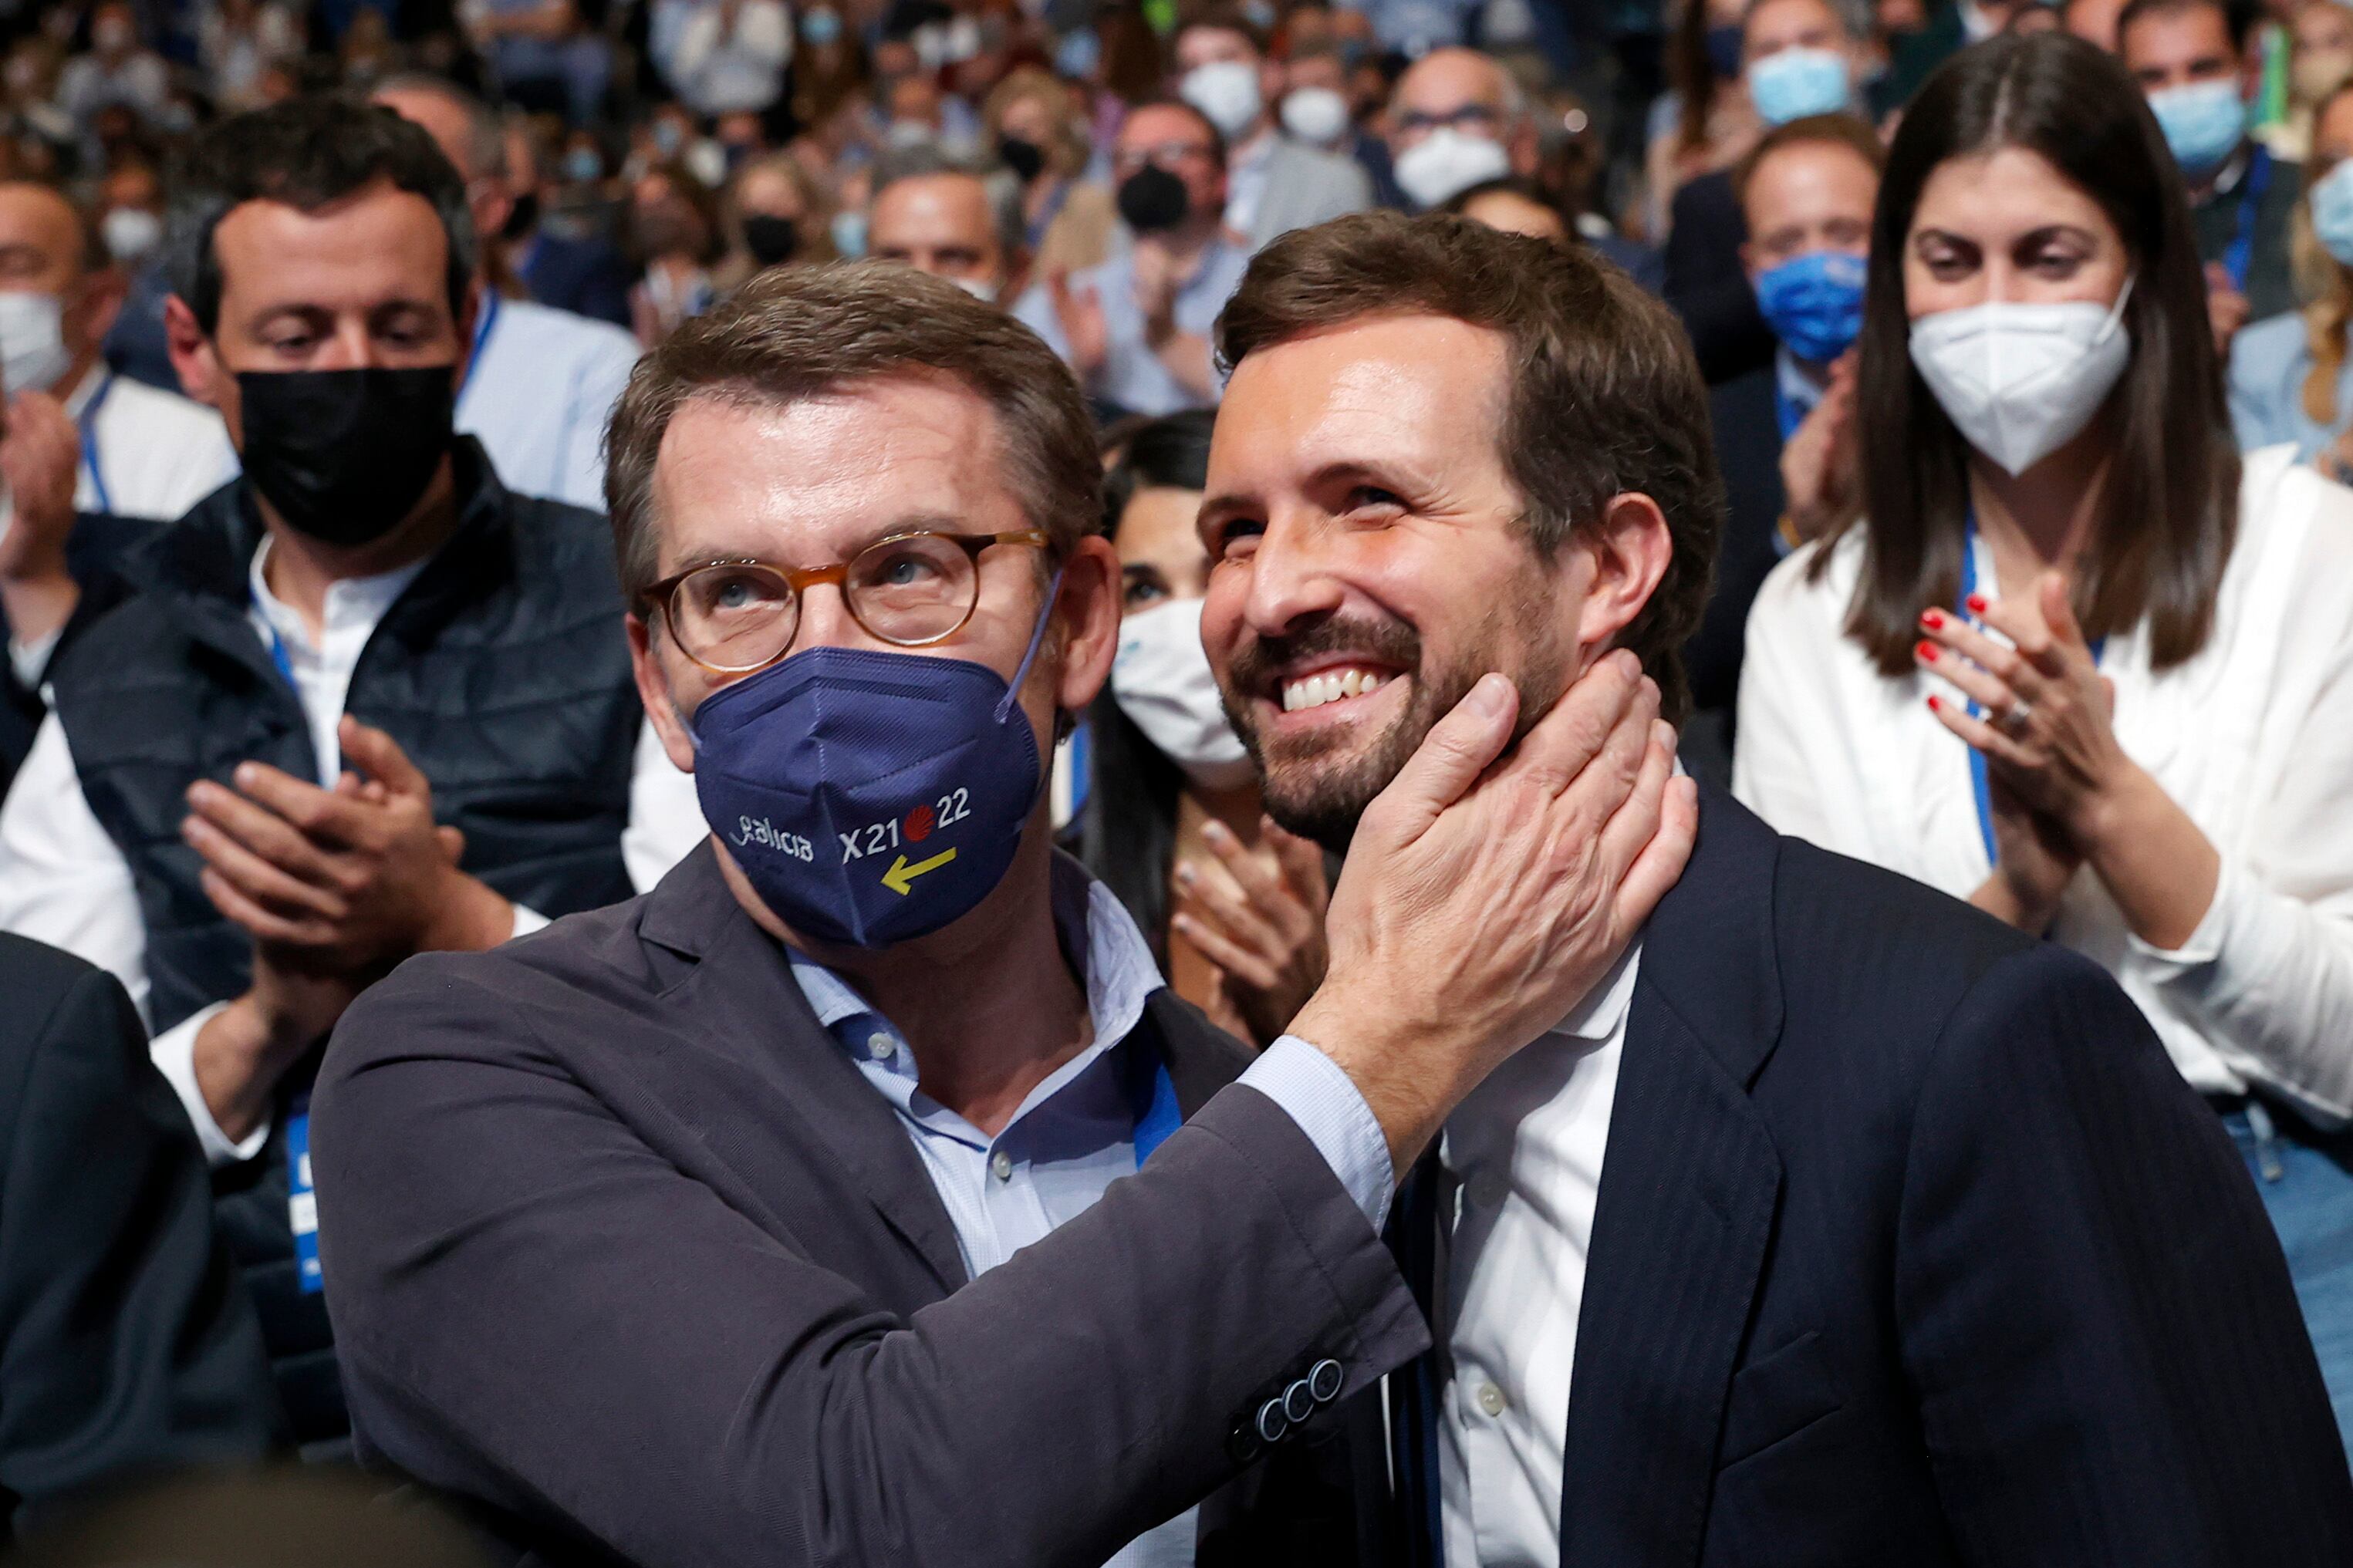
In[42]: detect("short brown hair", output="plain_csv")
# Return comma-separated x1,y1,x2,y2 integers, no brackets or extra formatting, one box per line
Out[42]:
1215,211,1723,724
1732,112,1885,211
604,263,1101,608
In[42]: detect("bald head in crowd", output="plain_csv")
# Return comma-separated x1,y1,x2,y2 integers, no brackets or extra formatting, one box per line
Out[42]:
867,164,1021,304
372,76,515,269
0,180,123,400
1386,46,1537,208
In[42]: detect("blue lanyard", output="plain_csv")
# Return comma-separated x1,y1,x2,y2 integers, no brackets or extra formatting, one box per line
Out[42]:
77,372,113,515
1130,1052,1180,1166
1774,383,1806,443
1956,514,2101,868
2225,145,2273,295
458,288,499,396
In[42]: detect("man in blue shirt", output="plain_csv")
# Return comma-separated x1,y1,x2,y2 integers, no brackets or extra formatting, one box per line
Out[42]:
311,261,1691,1567
1015,99,1250,418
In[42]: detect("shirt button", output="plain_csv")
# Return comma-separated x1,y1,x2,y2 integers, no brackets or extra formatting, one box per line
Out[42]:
866,1030,893,1061
1476,1381,1507,1418
990,1148,1014,1182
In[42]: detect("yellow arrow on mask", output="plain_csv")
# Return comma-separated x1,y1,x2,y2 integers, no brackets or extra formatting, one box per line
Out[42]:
881,847,958,896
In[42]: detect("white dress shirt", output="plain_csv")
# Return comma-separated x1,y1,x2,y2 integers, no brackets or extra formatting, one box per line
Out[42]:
1436,942,1638,1568
454,292,641,512
0,538,707,1165
1736,445,2353,1125
66,364,239,521
657,0,792,116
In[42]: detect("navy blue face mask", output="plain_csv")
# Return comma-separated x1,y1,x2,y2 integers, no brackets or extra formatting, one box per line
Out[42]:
689,574,1063,948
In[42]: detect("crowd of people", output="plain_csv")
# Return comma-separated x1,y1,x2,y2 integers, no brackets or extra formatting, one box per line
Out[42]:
0,0,2348,1563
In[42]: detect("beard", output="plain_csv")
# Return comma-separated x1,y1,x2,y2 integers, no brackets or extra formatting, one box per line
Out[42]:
1220,575,1568,855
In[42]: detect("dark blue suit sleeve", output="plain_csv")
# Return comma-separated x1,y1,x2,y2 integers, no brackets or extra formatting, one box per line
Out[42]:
312,966,1427,1568
1896,942,2353,1565
0,945,282,1529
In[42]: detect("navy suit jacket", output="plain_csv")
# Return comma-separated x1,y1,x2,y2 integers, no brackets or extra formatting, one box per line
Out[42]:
312,844,1426,1568
1386,791,2353,1566
519,233,634,331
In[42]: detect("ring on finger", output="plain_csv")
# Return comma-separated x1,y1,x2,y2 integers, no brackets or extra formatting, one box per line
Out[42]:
2000,697,2034,737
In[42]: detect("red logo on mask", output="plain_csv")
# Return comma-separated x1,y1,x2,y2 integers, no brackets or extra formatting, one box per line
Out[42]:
904,804,936,841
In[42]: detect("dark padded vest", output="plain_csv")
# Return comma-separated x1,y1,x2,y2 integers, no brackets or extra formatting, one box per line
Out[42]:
46,440,641,1452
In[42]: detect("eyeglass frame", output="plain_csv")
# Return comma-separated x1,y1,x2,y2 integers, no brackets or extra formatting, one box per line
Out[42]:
640,527,1054,676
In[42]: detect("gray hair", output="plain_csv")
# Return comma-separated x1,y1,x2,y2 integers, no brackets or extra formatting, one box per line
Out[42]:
373,71,508,182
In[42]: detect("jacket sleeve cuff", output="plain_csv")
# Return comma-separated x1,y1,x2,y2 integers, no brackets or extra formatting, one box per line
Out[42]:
1239,1035,1396,1233
150,1002,272,1168
508,903,550,939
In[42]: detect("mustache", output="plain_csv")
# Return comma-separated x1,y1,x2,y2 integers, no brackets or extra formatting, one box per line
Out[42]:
1224,613,1423,698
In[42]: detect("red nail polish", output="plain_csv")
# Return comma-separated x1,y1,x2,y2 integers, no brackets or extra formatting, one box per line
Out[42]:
1927,694,1943,712
1916,640,1937,662
1920,608,1945,629
1966,593,1988,614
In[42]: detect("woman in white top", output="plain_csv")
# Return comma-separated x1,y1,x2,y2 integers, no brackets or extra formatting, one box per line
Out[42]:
1735,32,2353,1445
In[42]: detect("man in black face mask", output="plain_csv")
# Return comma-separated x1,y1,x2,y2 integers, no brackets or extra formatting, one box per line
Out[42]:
1012,98,1247,416
0,94,708,1455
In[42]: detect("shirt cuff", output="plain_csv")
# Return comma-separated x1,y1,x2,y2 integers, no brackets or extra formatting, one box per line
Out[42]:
508,902,550,939
2126,855,2235,976
150,1001,272,1168
8,627,61,690
1239,1035,1396,1233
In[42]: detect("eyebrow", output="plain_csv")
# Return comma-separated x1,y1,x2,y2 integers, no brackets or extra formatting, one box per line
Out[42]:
664,511,974,574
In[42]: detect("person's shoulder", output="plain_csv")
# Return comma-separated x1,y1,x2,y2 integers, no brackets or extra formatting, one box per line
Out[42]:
0,932,112,1030
101,373,229,440
498,295,643,368
2227,310,2308,383
1747,527,1861,642
1269,135,1366,183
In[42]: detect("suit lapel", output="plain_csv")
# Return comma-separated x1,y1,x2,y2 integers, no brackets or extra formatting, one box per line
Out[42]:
1556,791,1789,1567
641,846,971,1295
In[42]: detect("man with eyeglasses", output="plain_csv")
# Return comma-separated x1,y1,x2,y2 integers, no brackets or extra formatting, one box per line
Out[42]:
308,261,1693,1567
0,96,707,1454
1384,46,1541,211
1013,98,1249,416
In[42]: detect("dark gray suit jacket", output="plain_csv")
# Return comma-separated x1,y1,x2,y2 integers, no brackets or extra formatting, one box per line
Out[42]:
311,845,1426,1568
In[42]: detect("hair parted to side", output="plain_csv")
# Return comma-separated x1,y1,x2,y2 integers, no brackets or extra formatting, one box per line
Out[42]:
166,93,478,336
605,261,1102,608
1215,210,1723,726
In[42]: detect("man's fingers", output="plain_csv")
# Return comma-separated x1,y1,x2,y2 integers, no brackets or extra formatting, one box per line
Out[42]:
1372,672,1518,831
1593,719,1676,886
186,780,341,879
198,866,335,948
1613,774,1699,933
182,814,349,921
437,824,467,864
1509,650,1645,794
339,717,428,795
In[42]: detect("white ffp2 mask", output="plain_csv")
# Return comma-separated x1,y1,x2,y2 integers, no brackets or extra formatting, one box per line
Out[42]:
0,291,69,397
1906,280,2134,477
1392,126,1511,211
1111,599,1254,789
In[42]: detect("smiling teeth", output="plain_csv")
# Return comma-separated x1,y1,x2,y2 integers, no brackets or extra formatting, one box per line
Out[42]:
1282,668,1390,712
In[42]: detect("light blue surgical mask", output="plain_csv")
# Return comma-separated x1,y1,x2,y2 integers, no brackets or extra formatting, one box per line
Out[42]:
801,6,842,45
1747,47,1852,125
830,207,869,258
2314,159,2353,265
2147,79,2247,174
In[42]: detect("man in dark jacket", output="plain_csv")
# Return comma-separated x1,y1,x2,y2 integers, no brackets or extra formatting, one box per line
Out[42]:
0,934,279,1536
0,96,687,1454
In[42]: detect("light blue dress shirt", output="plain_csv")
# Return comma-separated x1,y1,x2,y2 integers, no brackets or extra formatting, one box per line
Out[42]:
2229,309,2344,463
1012,238,1251,417
785,857,1391,1568
454,292,642,511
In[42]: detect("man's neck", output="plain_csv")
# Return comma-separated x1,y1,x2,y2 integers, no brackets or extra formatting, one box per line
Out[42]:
257,455,459,642
722,824,1095,1138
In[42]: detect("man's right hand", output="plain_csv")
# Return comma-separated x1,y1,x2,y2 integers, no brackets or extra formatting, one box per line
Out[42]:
192,946,363,1143
0,389,84,652
1287,651,1698,1172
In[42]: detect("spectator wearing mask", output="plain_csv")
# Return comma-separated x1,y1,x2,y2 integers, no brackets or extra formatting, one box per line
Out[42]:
1664,0,1875,387
0,96,705,1453
1172,8,1371,254
0,937,282,1532
1645,0,1763,237
56,3,169,131
100,160,185,394
653,0,793,119
983,66,1115,275
199,0,303,113
2122,0,2302,334
1014,99,1247,418
2263,0,2353,159
867,152,1023,304
0,181,235,527
462,0,611,126
508,126,636,329
1384,46,1541,213
714,151,833,290
2233,76,2353,466
1737,33,2353,1445
630,164,723,346
375,76,642,513
1077,411,1331,1050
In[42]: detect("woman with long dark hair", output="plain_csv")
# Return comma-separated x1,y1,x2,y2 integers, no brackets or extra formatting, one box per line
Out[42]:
1736,32,2353,1438
1075,413,1328,1048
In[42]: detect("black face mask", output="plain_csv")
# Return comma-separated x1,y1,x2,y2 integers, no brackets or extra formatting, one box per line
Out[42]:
238,367,456,549
1116,165,1190,234
741,214,800,268
998,134,1045,184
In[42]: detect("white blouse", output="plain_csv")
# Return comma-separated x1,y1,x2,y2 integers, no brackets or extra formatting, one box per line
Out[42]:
1734,445,2353,1125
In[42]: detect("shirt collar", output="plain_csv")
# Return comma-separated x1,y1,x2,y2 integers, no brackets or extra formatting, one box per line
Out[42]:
1552,939,1642,1044
245,534,431,656
61,362,107,421
1775,346,1828,418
